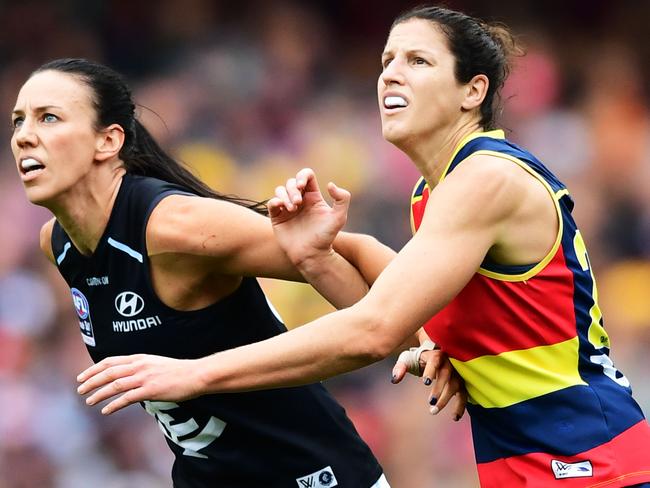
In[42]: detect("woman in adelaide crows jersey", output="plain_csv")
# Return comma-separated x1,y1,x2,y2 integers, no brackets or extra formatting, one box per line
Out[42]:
74,6,650,488
6,57,453,487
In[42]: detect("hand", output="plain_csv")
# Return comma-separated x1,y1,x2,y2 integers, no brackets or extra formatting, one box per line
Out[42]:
76,354,203,415
267,168,351,264
392,347,467,421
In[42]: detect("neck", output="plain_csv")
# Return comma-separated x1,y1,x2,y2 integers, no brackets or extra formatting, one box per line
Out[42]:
49,166,126,256
401,118,483,188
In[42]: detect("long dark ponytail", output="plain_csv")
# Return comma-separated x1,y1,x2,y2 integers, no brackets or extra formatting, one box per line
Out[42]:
33,58,267,214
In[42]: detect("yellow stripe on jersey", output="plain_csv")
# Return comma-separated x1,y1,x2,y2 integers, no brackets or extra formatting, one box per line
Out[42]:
450,337,586,408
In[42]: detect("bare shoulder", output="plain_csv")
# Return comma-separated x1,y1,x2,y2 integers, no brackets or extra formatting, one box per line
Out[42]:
433,153,526,226
146,193,266,258
39,218,56,264
450,152,528,193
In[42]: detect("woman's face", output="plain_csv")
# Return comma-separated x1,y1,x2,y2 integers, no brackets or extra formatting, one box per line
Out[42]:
378,18,468,148
11,70,101,206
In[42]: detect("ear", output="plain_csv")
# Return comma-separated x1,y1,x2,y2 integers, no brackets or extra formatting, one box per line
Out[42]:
95,124,125,162
461,74,489,111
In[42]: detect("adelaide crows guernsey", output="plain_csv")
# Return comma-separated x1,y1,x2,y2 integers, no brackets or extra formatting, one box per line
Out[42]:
52,174,383,488
411,131,650,487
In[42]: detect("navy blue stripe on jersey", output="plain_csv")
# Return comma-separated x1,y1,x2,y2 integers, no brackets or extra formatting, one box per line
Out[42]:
468,382,646,464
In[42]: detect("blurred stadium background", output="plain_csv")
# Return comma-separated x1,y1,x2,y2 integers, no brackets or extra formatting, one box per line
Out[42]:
1,1,649,486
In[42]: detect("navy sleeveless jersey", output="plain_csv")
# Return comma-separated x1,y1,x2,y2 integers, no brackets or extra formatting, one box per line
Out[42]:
51,174,383,488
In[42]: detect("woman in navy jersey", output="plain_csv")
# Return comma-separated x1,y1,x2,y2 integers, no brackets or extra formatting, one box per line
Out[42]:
7,57,468,487
76,5,650,488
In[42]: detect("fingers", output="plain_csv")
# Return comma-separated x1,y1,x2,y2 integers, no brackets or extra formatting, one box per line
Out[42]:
101,388,146,415
285,178,303,208
420,350,442,387
391,360,408,384
326,181,350,204
327,182,350,223
428,357,451,404
268,178,304,217
274,183,295,212
267,197,284,218
77,355,134,384
429,371,454,415
78,362,136,396
84,373,142,407
452,389,468,422
295,168,318,193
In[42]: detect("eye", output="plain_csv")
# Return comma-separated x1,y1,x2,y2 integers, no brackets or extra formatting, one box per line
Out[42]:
11,116,23,130
381,57,393,69
42,113,59,123
413,57,429,66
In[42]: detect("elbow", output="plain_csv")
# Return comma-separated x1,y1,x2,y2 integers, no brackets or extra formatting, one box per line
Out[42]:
350,313,399,362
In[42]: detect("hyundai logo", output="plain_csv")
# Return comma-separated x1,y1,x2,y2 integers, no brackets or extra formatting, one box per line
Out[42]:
115,291,145,317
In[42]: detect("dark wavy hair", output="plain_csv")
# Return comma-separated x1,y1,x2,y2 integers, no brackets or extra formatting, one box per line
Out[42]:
33,58,267,214
392,6,523,129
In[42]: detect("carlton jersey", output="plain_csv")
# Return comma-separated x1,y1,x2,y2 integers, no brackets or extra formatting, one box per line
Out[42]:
411,131,650,487
52,175,383,488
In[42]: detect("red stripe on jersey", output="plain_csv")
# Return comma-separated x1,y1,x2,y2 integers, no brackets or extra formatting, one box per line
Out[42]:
422,245,577,362
411,185,429,231
476,420,650,488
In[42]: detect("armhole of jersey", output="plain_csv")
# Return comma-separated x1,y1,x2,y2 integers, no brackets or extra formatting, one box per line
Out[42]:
141,189,196,259
409,176,427,235
467,150,565,282
50,220,71,267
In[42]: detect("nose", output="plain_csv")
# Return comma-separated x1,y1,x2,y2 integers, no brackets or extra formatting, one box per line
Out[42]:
13,119,38,148
380,57,406,87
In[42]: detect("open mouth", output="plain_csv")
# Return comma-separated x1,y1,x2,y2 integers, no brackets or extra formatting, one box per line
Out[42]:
383,95,409,109
20,157,45,175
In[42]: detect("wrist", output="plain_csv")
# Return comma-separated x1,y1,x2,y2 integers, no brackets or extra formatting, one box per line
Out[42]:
293,247,338,276
194,356,218,394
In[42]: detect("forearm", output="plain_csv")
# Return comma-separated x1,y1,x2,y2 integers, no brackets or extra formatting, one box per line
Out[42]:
196,306,391,392
333,232,396,285
296,249,370,309
294,232,396,309
292,233,394,309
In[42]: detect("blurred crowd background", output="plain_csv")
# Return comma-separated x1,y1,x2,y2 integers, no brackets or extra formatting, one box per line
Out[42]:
1,0,649,487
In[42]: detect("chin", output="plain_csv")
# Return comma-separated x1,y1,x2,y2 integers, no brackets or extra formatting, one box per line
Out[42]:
23,185,56,208
382,125,408,147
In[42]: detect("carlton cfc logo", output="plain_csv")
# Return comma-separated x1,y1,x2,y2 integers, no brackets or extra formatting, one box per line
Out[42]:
115,291,145,317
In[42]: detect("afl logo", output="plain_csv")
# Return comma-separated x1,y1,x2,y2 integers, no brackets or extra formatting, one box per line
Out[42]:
71,288,90,319
115,291,145,317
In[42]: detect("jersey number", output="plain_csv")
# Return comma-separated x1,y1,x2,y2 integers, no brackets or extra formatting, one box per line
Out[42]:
144,400,226,458
573,231,629,388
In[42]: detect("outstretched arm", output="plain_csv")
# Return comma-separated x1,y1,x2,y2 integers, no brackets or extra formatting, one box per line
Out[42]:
76,156,517,413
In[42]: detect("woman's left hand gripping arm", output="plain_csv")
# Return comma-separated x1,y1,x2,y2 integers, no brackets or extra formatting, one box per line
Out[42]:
269,167,396,307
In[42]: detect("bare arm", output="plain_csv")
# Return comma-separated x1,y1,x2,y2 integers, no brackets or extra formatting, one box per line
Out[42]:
196,157,516,389
39,218,56,264
146,193,372,309
333,232,397,286
77,156,526,412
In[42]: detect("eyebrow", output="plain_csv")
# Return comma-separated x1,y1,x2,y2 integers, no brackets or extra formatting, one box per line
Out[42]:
12,105,64,115
382,48,435,58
